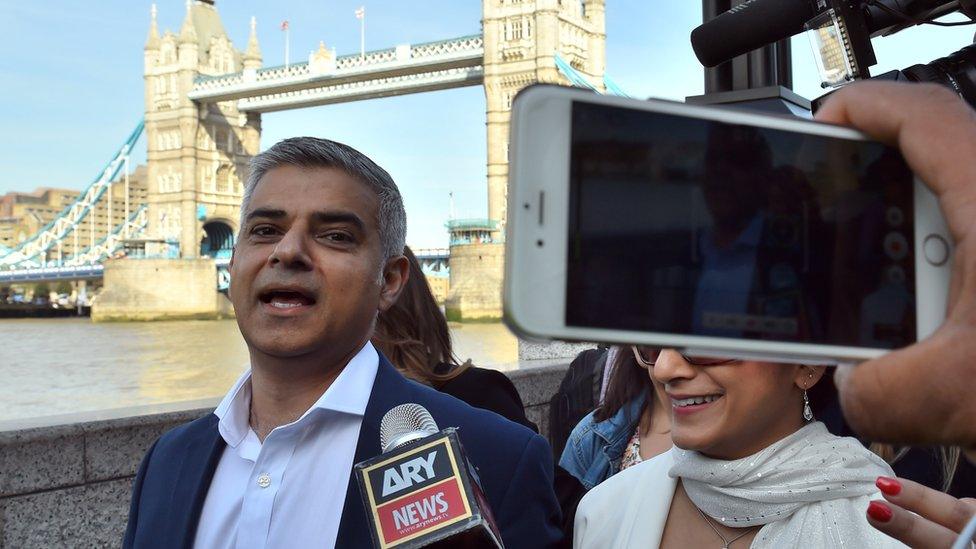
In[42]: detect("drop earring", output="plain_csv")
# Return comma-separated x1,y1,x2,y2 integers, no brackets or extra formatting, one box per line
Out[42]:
803,389,813,421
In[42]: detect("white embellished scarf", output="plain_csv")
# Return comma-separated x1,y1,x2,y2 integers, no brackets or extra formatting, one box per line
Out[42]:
669,422,905,548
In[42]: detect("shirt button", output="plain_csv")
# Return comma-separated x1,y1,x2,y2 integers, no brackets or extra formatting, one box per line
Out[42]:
257,473,272,488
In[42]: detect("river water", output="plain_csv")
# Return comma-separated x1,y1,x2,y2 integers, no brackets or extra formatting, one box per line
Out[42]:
0,318,518,422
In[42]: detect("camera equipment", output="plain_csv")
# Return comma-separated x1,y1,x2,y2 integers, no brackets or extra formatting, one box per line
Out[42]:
692,0,819,68
694,0,976,109
688,1,806,117
808,41,976,109
899,43,976,99
692,0,975,69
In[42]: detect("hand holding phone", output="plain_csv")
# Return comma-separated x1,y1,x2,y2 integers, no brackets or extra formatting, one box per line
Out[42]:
504,85,952,364
816,81,976,448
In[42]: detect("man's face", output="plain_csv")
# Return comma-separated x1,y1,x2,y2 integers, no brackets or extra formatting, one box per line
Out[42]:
230,165,390,360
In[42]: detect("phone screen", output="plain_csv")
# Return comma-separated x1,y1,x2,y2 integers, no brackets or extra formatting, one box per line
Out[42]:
567,101,916,349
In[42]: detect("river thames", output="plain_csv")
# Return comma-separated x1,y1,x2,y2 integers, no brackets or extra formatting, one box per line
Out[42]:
0,318,519,422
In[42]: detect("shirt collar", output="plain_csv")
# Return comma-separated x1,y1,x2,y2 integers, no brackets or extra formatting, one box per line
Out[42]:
214,341,380,448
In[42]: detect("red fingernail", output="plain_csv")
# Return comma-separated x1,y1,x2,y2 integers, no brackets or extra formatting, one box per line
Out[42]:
876,476,902,496
868,501,893,522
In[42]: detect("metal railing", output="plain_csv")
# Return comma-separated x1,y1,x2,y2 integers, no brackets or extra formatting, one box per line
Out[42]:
0,121,145,268
62,206,148,267
0,264,104,284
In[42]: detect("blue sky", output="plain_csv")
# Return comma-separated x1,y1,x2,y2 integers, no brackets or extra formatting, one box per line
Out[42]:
1,1,973,248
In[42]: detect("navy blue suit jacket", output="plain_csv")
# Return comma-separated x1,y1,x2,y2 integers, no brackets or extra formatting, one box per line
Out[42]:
123,356,563,548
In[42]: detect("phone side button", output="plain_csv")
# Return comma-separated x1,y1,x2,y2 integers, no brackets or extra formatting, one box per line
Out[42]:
923,234,950,266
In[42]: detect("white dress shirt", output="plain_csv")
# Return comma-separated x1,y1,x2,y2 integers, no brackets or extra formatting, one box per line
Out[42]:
193,342,379,549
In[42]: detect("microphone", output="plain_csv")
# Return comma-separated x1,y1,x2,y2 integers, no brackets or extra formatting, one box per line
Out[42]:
354,403,503,548
691,0,968,68
691,0,820,67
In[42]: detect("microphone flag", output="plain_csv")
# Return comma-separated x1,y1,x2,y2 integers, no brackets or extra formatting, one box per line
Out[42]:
355,428,502,548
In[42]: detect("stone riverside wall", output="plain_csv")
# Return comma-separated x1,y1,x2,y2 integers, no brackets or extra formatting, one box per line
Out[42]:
0,362,569,547
92,259,234,322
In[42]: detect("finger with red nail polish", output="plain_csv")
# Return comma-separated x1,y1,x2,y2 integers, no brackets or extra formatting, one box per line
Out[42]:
868,501,892,523
876,476,902,497
875,476,976,533
866,491,969,548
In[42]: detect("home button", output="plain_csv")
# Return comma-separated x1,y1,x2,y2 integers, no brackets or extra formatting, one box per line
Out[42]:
923,234,950,266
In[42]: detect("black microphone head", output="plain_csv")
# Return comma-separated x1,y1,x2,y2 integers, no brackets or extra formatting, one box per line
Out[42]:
380,403,439,452
692,0,818,67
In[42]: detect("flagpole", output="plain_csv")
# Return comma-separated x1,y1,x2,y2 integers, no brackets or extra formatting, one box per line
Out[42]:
354,7,365,62
285,26,290,67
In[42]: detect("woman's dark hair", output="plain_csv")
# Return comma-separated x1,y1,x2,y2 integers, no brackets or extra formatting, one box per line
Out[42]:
592,347,655,425
372,246,470,386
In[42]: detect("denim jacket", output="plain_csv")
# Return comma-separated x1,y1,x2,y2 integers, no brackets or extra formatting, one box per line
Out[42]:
558,394,646,490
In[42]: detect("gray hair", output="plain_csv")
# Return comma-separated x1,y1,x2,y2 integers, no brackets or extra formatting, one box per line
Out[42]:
241,137,407,260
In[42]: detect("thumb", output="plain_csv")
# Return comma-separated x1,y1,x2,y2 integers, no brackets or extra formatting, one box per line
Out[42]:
836,326,976,447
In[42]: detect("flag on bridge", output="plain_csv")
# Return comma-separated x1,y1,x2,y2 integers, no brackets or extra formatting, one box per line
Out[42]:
281,20,291,67
356,7,366,59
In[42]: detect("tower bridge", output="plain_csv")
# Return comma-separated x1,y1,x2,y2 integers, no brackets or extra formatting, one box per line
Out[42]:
188,35,486,111
0,0,609,321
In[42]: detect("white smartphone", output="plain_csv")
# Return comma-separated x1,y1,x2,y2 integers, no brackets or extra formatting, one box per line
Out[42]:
504,85,952,364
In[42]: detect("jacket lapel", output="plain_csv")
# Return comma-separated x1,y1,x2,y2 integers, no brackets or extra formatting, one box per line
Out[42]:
336,356,412,547
168,414,226,549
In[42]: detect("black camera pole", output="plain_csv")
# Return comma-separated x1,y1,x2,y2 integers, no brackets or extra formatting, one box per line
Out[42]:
688,0,811,115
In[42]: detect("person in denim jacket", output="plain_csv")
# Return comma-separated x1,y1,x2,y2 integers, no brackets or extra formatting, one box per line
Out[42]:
559,346,672,490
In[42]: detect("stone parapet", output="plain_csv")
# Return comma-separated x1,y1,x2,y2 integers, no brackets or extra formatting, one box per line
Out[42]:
0,363,569,547
519,340,597,361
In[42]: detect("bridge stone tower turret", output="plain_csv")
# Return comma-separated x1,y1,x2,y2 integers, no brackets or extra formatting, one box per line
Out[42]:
445,0,605,320
482,0,606,236
143,0,261,259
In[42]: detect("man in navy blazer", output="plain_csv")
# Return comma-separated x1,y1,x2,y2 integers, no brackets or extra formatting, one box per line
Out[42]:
123,137,562,548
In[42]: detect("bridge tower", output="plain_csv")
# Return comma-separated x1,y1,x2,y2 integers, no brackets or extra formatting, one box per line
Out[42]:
482,0,606,236
143,0,260,259
445,0,606,320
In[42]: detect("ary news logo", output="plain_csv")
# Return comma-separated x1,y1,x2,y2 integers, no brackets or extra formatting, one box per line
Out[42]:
360,435,472,547
368,441,456,505
381,451,439,498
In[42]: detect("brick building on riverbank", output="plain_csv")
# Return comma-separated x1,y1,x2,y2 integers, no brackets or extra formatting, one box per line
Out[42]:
0,167,148,258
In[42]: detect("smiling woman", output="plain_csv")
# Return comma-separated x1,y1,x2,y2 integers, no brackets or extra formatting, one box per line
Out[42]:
574,352,907,548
